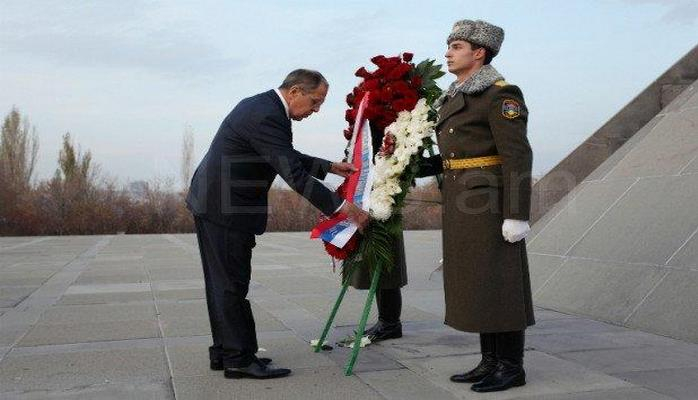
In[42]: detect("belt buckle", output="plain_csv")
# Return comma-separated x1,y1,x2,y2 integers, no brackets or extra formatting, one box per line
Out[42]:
442,159,451,170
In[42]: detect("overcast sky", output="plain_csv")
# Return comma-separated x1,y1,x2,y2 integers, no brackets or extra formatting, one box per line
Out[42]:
1,0,697,188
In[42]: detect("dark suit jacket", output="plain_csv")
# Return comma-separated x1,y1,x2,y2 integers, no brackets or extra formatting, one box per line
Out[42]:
186,90,343,234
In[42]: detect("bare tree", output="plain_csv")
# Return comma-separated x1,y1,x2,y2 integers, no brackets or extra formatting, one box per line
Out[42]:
0,107,39,191
180,124,195,190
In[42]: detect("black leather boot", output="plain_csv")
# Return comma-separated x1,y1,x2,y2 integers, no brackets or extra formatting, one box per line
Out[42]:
364,320,402,342
471,330,526,392
364,288,403,343
450,333,497,383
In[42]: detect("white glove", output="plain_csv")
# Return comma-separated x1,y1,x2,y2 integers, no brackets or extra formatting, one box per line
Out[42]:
502,219,531,243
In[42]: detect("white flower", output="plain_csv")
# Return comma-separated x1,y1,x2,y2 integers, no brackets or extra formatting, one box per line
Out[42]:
396,110,411,124
369,101,437,221
310,339,329,348
347,336,372,348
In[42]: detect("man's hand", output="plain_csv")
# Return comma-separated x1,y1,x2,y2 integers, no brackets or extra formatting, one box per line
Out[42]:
339,201,369,232
502,219,531,243
330,162,358,178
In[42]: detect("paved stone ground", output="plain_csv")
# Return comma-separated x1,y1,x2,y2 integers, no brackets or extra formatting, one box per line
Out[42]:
1,232,696,399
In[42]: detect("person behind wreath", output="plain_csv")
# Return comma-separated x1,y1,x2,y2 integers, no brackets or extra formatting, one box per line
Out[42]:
344,120,409,343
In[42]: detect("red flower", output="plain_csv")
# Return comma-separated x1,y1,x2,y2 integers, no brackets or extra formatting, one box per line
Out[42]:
410,75,422,88
323,234,359,260
379,133,397,156
370,55,387,66
385,56,402,66
355,67,371,78
362,78,380,91
392,97,418,113
364,105,382,120
379,89,393,103
371,55,401,70
339,52,423,161
390,80,414,96
386,63,412,80
345,108,357,123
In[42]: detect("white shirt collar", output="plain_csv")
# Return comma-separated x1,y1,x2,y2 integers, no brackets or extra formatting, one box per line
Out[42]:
273,88,290,119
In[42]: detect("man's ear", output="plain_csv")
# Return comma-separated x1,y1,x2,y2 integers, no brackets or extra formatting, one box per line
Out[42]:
288,85,302,97
474,47,486,61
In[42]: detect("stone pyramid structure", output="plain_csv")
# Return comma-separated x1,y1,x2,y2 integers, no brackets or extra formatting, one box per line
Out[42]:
528,45,698,343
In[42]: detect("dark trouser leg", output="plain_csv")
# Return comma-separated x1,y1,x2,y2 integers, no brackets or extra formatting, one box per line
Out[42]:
471,330,526,392
376,288,402,324
194,217,223,362
197,219,258,368
450,332,498,383
364,288,403,341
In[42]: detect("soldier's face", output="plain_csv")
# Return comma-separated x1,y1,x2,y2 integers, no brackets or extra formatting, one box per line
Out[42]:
445,40,484,76
287,84,328,121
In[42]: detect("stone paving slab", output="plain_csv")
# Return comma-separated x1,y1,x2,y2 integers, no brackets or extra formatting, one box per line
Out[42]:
526,330,688,354
1,383,174,400
0,286,40,308
152,280,205,301
172,368,385,400
526,317,628,336
400,351,633,399
36,303,157,324
613,367,698,400
0,346,169,393
57,291,155,305
555,344,698,374
512,387,675,400
1,232,697,399
357,368,460,400
18,319,160,347
372,330,479,360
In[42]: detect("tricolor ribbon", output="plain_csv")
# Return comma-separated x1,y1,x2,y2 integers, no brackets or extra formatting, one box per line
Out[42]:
311,93,373,248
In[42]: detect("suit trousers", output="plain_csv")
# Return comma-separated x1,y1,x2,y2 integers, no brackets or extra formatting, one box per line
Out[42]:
194,217,258,367
376,288,402,324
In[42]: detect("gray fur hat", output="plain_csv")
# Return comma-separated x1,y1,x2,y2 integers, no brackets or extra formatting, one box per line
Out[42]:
447,19,504,57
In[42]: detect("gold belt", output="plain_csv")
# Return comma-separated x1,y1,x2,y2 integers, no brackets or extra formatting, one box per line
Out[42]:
442,155,503,170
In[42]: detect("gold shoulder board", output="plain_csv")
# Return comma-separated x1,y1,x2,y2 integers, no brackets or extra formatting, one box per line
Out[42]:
494,80,508,87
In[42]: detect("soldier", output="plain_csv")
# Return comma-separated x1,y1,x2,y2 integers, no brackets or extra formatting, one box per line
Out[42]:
418,20,535,393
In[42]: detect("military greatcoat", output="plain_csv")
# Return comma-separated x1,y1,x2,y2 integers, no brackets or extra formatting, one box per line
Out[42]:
419,80,536,333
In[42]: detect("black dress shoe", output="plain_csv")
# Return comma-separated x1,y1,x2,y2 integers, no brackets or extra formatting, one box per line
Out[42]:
470,360,526,392
364,320,402,342
450,354,498,383
210,357,272,371
224,358,291,380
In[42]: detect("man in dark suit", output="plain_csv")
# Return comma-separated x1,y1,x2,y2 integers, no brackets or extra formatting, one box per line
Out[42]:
186,69,369,380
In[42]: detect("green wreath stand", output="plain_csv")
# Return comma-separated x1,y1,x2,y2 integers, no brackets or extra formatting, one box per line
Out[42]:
313,261,383,376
